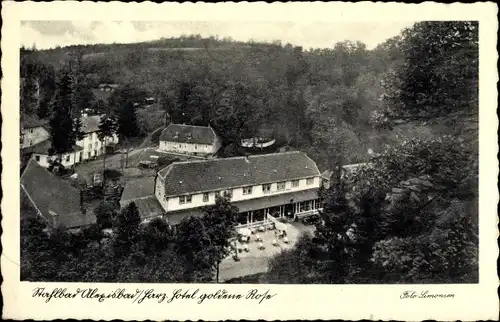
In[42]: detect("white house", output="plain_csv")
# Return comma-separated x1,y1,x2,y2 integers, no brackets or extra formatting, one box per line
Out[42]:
76,114,119,160
20,113,50,149
152,151,323,227
27,140,84,168
159,123,221,156
28,114,119,168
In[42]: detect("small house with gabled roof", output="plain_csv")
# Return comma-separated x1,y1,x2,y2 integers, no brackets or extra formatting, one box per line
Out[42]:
159,123,221,156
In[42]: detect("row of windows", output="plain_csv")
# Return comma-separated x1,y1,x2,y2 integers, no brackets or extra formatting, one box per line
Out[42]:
263,178,314,194
177,178,316,205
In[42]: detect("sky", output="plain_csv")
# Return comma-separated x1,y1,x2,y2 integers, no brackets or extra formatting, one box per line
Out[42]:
20,21,415,51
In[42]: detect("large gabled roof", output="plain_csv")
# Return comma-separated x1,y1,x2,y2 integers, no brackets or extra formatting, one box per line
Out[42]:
159,123,217,145
157,151,321,197
20,159,95,228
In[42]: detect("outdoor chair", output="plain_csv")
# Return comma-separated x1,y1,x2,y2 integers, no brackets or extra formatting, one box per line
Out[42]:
283,237,290,244
255,234,262,242
258,225,266,232
244,245,250,252
258,242,265,250
272,239,278,246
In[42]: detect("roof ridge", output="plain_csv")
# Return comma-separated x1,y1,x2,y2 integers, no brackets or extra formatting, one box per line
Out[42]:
168,123,212,129
247,151,301,158
166,151,306,166
20,158,37,180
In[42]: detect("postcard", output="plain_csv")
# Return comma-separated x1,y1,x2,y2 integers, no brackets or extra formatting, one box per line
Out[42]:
2,2,499,321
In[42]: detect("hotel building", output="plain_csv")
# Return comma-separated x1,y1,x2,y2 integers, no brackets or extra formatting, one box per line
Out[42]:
151,151,323,227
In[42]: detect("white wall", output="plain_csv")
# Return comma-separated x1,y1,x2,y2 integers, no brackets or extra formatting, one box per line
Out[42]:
162,176,322,212
33,151,79,168
76,132,119,161
159,140,217,155
21,126,49,149
155,177,169,212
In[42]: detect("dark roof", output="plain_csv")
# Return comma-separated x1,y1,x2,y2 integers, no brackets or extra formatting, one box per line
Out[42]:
120,176,156,202
130,196,165,220
158,151,321,197
24,139,83,155
159,123,217,145
20,159,95,228
21,113,48,129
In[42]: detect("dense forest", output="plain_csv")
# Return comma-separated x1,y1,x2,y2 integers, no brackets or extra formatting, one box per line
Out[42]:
21,21,478,283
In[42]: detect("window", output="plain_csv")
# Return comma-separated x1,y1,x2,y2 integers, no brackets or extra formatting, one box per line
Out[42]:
243,186,253,195
224,189,233,199
262,184,271,194
28,140,33,146
306,177,314,185
65,155,71,162
291,180,300,187
29,128,33,133
203,193,209,202
277,182,286,191
88,143,92,150
35,155,40,162
179,195,192,204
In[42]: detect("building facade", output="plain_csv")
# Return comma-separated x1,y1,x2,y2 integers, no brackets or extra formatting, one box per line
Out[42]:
27,115,119,168
159,123,221,156
154,151,323,227
76,114,119,160
20,114,50,149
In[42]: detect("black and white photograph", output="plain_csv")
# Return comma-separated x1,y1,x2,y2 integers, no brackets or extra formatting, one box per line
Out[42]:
2,2,498,321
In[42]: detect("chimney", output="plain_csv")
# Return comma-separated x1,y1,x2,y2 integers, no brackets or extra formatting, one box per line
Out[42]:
49,210,59,228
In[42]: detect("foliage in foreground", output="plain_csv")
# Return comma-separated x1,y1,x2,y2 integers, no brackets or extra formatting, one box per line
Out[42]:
21,197,237,283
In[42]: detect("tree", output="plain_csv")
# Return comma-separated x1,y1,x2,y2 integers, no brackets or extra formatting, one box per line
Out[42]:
113,202,141,257
175,216,213,282
310,183,357,283
265,234,316,283
94,199,119,229
381,21,478,128
49,69,79,155
371,200,478,283
98,114,117,172
201,194,238,282
116,100,140,138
